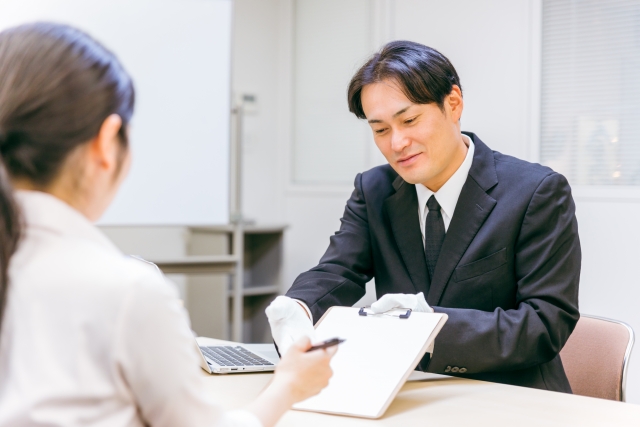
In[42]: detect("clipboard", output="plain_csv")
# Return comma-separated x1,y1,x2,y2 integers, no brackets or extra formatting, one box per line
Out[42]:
292,306,448,419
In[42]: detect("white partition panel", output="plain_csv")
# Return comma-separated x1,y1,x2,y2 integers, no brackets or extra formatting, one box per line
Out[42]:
292,0,372,185
0,0,232,225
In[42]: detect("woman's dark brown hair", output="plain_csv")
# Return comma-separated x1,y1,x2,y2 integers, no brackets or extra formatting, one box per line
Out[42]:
0,22,135,336
347,40,462,119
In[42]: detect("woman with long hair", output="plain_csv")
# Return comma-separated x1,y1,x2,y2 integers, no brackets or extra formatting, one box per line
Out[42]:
0,22,334,427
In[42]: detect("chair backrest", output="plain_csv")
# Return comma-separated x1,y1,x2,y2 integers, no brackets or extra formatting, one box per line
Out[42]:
560,315,634,401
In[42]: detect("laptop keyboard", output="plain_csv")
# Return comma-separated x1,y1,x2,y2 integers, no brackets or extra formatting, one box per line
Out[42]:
200,346,275,367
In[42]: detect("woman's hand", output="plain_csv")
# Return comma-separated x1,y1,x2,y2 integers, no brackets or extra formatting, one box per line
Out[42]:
271,336,337,403
246,336,337,427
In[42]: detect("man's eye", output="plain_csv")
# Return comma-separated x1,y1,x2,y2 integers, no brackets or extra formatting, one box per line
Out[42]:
374,128,387,134
405,118,415,124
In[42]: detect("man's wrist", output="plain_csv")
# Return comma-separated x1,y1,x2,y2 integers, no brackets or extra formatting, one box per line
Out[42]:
293,299,312,320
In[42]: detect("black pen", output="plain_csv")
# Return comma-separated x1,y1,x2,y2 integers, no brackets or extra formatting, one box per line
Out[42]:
306,337,346,352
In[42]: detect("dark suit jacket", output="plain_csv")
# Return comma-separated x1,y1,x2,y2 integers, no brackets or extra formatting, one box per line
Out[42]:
286,132,581,393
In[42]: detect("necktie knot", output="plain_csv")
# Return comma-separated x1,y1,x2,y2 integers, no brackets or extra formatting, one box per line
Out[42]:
427,195,440,212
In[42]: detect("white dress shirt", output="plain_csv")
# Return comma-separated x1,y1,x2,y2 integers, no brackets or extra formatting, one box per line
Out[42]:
415,134,474,241
0,191,261,427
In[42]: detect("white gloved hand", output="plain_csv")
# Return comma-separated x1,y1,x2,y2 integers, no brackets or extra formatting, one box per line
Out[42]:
370,292,435,354
370,292,434,314
265,296,315,356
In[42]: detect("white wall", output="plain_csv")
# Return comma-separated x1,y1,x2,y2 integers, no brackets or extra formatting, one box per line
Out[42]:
234,0,640,403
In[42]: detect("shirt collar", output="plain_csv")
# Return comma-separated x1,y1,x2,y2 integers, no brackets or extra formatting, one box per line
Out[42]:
15,190,122,255
415,134,475,220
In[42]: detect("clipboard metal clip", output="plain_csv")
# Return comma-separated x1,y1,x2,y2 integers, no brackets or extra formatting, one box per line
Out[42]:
358,307,412,319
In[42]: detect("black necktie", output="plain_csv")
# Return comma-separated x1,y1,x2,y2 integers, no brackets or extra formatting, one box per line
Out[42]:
425,195,445,280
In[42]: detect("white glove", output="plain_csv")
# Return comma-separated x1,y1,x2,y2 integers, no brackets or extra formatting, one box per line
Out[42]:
370,292,434,314
370,292,435,354
265,296,315,356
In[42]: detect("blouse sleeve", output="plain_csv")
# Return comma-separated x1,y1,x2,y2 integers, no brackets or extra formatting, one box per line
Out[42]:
113,267,262,427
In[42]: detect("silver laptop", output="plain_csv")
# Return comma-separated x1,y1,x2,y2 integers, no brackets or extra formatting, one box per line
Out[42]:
196,340,279,374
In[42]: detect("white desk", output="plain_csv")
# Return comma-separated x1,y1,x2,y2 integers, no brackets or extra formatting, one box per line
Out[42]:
198,338,640,426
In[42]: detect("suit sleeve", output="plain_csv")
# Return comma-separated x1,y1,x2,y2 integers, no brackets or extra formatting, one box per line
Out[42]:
286,173,374,322
429,172,581,373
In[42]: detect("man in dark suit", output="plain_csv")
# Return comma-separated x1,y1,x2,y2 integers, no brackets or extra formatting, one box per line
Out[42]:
266,40,580,393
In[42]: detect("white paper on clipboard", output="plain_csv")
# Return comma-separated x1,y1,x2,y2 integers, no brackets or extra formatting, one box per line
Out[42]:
292,306,448,419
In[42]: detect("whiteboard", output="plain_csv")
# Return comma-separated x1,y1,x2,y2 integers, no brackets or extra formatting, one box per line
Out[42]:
0,0,232,225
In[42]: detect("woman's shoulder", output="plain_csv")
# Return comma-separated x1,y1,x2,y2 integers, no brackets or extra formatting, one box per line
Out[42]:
79,245,178,302
13,228,178,305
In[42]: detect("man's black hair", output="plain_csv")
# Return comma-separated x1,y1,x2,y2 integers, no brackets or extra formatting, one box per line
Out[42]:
347,40,462,119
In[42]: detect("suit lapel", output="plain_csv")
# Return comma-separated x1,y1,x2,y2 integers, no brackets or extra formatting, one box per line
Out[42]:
383,176,428,294
427,132,498,305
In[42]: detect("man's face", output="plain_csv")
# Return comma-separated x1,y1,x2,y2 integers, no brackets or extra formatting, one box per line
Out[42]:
361,79,464,191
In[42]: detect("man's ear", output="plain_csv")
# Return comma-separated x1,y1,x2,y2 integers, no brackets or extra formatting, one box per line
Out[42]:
446,85,463,123
89,114,122,171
